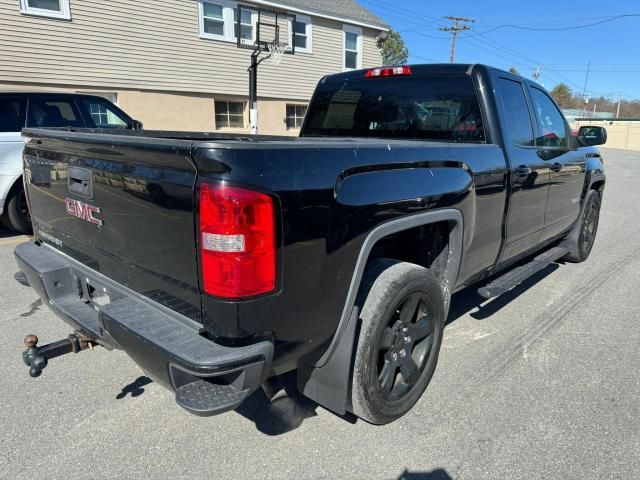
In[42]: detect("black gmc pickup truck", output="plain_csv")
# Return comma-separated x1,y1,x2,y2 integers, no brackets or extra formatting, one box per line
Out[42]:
15,64,606,425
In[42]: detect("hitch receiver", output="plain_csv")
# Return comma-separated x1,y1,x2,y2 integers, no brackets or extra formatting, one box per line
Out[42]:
22,333,95,378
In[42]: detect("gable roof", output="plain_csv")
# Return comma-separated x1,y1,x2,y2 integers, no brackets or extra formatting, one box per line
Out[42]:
250,1,389,30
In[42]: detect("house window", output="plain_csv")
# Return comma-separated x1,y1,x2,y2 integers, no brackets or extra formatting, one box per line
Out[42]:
286,105,307,129
215,100,245,129
202,2,225,37
289,15,312,53
234,7,255,44
19,0,70,19
343,25,362,70
80,98,129,129
198,0,256,44
199,0,234,42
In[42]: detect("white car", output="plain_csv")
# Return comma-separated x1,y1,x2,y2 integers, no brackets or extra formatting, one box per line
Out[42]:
0,92,140,232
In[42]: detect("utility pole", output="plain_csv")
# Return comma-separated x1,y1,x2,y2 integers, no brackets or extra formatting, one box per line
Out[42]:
580,61,591,119
439,16,475,63
533,65,542,82
616,93,624,118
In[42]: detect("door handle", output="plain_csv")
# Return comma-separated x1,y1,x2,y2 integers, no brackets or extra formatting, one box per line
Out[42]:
515,165,532,176
550,162,562,172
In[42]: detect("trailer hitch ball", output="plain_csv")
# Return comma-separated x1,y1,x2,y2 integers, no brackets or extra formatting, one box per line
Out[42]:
23,335,47,378
22,332,94,378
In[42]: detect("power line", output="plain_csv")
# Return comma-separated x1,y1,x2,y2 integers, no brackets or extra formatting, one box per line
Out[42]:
361,2,635,97
439,17,475,63
410,53,445,63
487,13,640,31
454,30,602,93
521,69,640,73
479,13,640,27
405,26,572,88
359,0,449,26
363,0,639,31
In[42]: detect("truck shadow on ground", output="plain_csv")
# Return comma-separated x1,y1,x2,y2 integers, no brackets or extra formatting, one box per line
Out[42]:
0,226,16,239
398,469,452,480
447,263,560,324
235,387,320,435
116,375,154,399
0,225,30,239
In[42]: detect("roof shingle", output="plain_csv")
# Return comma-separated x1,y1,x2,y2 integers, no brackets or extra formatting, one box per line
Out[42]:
265,1,389,29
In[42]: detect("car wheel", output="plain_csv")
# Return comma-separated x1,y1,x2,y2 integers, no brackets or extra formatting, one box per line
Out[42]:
1,182,32,234
564,190,601,263
350,259,445,425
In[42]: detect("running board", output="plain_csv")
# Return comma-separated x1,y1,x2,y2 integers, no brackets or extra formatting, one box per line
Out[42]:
477,242,571,300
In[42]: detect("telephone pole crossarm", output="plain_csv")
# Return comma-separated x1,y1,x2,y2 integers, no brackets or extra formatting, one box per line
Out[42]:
439,16,475,63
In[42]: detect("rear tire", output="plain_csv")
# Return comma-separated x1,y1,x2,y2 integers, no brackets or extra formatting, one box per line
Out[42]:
564,190,601,263
1,181,32,234
350,259,445,425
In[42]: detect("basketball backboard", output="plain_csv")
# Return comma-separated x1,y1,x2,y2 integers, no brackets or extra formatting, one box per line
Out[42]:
236,4,296,58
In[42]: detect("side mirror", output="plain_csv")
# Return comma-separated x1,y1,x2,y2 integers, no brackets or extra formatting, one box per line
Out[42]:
131,120,144,130
578,126,607,147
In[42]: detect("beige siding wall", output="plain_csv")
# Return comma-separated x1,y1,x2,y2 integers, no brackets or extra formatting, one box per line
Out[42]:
574,120,640,151
0,0,383,101
362,28,383,67
118,91,216,131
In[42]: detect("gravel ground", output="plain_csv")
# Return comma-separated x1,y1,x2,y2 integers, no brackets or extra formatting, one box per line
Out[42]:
1,148,638,479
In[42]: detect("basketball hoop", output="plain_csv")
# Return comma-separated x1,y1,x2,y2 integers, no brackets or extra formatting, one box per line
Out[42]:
236,5,296,133
267,42,287,65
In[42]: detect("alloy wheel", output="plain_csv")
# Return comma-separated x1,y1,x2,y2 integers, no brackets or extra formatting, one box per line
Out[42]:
376,292,435,400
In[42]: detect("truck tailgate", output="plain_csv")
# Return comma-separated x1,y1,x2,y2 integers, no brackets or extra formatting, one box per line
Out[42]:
23,130,202,322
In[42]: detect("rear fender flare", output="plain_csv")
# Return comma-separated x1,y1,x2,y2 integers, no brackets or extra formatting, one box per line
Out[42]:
298,209,463,415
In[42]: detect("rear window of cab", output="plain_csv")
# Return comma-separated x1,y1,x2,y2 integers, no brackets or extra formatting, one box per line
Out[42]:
302,74,485,143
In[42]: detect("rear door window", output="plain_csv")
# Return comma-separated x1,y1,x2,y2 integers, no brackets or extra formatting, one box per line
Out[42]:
27,98,85,128
80,98,130,128
496,78,535,147
302,74,485,142
0,97,27,132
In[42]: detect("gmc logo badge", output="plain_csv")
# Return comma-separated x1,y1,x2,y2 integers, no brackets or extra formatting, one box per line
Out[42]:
65,198,103,226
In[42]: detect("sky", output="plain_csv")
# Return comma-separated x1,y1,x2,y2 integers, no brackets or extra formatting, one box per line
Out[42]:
360,0,640,102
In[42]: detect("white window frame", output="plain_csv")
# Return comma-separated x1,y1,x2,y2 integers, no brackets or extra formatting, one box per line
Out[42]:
342,25,363,71
215,100,246,130
198,0,257,45
235,6,257,46
285,104,307,130
288,15,312,54
19,0,71,20
198,0,234,42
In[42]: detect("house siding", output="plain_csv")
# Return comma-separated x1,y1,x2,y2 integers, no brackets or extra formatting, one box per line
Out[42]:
0,0,383,100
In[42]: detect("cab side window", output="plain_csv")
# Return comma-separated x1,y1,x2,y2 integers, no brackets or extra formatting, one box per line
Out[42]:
529,87,568,148
497,78,534,147
27,98,84,128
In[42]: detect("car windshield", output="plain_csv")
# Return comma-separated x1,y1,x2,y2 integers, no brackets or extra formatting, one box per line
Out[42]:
0,98,26,132
301,74,485,143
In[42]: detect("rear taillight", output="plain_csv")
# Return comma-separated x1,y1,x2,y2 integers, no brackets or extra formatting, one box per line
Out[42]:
365,66,412,78
199,182,276,299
